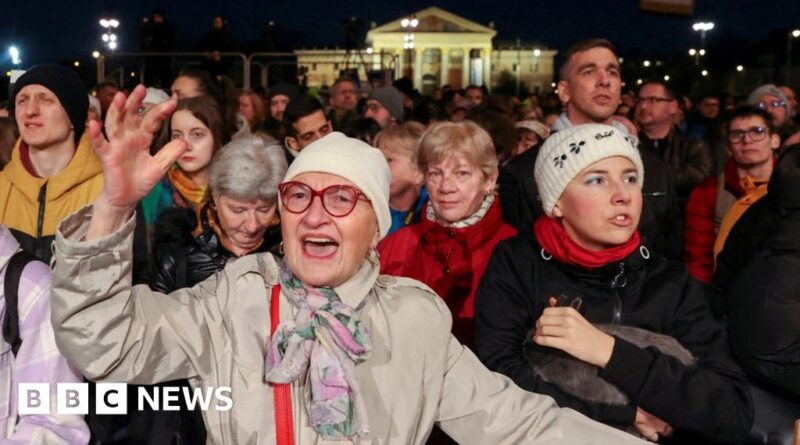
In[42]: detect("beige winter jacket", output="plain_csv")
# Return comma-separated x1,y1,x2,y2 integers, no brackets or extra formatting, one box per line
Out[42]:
51,206,645,445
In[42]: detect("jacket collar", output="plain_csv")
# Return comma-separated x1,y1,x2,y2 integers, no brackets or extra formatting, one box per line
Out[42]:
539,237,653,289
4,132,103,203
420,197,506,247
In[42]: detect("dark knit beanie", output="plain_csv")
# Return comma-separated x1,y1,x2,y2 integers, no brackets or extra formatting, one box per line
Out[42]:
10,64,89,143
369,86,404,123
267,82,299,102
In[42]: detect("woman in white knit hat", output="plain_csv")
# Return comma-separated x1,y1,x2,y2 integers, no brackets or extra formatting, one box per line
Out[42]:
48,87,646,445
475,123,753,442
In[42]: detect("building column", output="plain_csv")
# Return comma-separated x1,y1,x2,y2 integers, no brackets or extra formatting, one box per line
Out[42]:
462,48,471,87
440,47,450,88
483,47,492,90
414,47,424,90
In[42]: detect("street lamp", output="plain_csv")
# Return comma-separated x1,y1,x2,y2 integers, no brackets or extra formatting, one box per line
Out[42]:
99,17,120,52
788,29,800,67
692,21,715,48
533,48,541,57
737,65,744,72
643,60,651,67
400,16,417,78
701,69,708,77
8,46,20,65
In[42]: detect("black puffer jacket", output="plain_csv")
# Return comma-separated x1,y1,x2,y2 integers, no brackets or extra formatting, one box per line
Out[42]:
149,205,282,294
498,141,684,259
718,144,800,397
474,234,753,442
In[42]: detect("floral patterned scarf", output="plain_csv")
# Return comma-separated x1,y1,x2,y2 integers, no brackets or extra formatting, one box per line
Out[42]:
264,259,372,439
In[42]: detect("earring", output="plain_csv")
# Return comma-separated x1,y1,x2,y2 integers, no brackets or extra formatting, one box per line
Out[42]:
366,247,380,265
278,242,285,255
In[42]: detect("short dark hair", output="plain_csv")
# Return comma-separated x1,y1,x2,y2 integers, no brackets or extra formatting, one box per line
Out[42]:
284,95,324,137
465,84,483,93
559,38,618,81
331,76,355,93
175,68,220,99
726,106,775,135
639,81,677,101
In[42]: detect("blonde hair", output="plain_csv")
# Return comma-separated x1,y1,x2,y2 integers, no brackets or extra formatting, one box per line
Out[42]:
238,89,266,131
417,121,498,178
374,121,426,163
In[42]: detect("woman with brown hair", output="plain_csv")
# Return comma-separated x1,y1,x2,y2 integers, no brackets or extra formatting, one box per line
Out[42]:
237,89,267,133
141,95,234,228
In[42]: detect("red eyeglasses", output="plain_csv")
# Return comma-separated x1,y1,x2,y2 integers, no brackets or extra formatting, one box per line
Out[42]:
278,181,369,217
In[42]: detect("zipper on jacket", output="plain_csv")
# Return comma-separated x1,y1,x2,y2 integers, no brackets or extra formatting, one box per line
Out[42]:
609,263,626,324
35,183,47,258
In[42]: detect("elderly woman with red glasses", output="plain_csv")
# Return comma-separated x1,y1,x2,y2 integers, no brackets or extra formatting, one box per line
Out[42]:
48,86,646,445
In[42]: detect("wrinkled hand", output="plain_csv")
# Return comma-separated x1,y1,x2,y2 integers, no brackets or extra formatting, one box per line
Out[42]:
90,84,185,213
533,297,615,368
634,407,673,442
86,85,186,240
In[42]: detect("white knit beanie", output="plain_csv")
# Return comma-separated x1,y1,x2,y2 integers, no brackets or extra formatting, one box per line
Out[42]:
534,124,644,216
281,132,392,239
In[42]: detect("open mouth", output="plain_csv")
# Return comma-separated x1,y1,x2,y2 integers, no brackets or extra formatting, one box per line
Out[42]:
610,214,632,227
302,236,339,258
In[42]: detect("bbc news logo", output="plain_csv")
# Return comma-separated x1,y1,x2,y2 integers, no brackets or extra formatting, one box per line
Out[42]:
18,383,233,415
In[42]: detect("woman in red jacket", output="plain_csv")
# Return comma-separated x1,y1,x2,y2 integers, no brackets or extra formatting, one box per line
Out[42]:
378,121,516,346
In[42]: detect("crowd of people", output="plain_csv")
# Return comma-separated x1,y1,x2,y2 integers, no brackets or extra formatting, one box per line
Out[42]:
0,35,798,444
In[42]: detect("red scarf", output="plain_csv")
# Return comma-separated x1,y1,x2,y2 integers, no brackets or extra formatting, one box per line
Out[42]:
533,216,641,270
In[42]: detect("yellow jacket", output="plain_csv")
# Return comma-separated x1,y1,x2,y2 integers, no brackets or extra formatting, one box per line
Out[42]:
0,133,103,261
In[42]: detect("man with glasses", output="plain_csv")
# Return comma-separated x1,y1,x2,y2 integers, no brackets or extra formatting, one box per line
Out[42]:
327,77,358,131
365,86,404,128
747,84,798,142
684,107,779,284
635,81,712,206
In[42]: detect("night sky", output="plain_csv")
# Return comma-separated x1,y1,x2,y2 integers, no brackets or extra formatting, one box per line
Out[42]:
1,0,799,68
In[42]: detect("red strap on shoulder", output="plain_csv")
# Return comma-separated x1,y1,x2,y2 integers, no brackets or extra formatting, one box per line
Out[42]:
271,285,295,445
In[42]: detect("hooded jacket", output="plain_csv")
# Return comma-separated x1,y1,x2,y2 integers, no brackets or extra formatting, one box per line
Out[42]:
0,133,103,262
474,233,753,442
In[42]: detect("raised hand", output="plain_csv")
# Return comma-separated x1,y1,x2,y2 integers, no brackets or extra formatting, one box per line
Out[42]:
633,407,673,442
533,296,616,368
86,85,186,240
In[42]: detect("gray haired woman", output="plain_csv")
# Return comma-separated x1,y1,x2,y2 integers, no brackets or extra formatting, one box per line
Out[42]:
149,135,288,293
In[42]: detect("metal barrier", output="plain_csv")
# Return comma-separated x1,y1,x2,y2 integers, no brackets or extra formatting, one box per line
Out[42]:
96,50,398,91
97,51,248,87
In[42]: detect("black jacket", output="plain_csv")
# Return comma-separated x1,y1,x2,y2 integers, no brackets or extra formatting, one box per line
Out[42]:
498,141,684,259
149,206,281,294
716,144,800,397
639,130,712,201
474,234,753,442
